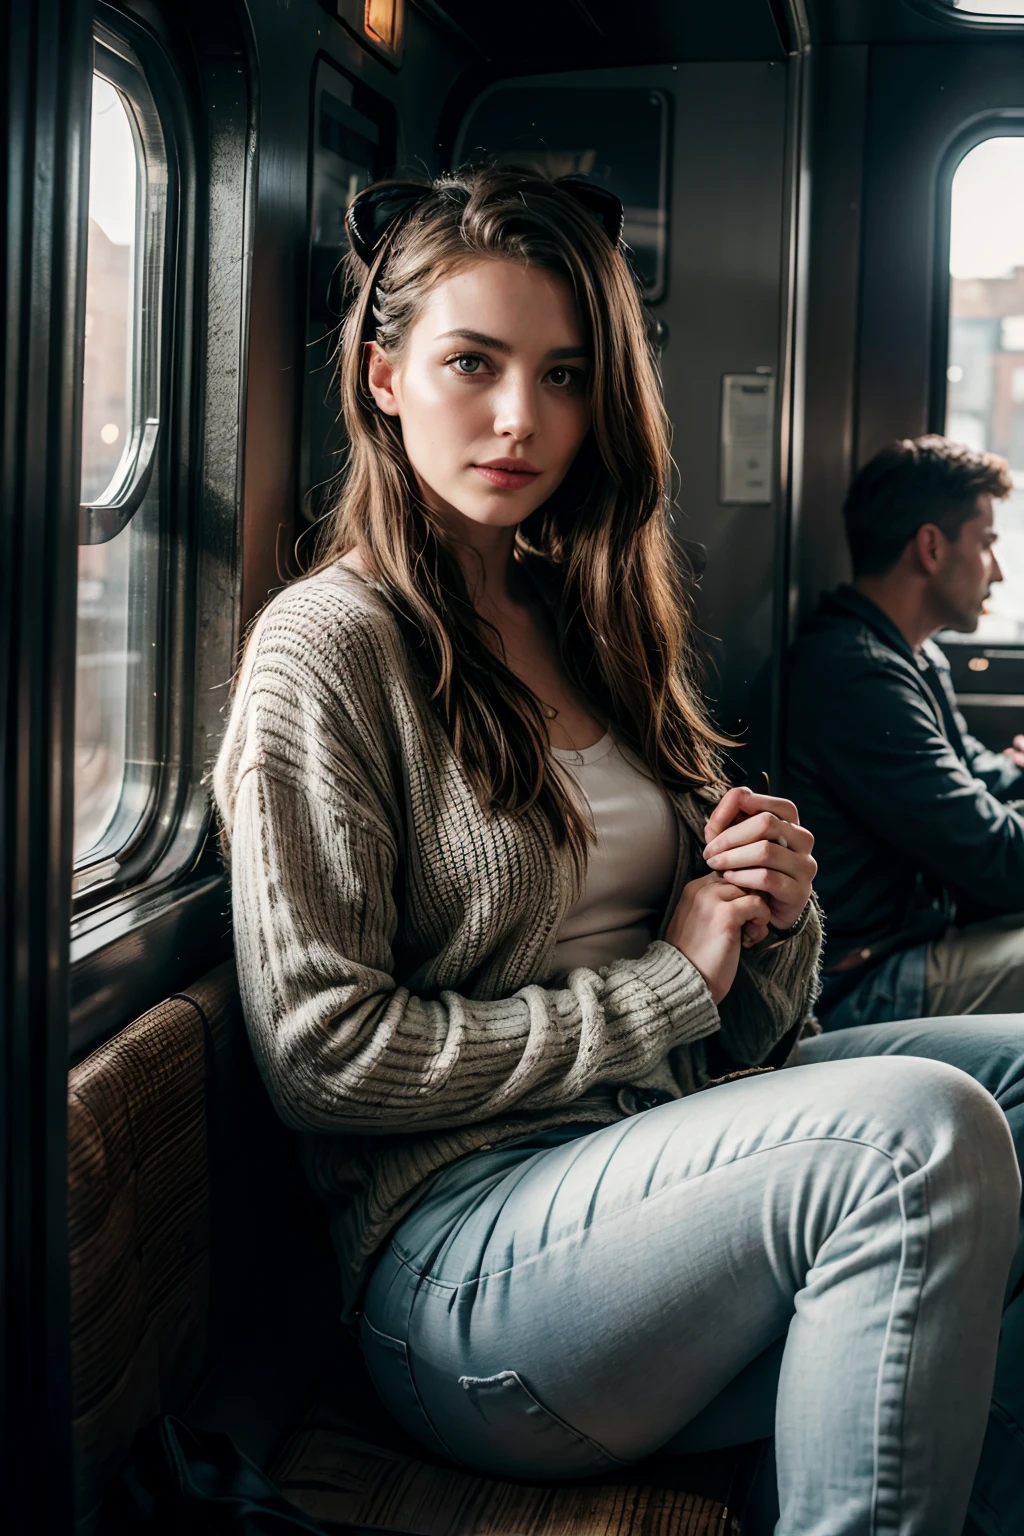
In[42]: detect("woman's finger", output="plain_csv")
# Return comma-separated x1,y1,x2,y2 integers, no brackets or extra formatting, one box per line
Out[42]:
705,839,817,881
718,865,797,898
704,812,814,862
729,892,773,927
719,868,808,930
704,785,800,842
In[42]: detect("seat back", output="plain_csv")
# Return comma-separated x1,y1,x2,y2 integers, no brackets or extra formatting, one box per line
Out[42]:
67,962,340,1534
69,984,213,1532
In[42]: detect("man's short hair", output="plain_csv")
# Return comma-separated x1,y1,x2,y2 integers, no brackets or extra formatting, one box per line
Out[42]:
843,435,1012,578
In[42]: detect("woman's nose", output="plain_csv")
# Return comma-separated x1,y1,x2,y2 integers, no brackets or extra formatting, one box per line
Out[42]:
492,375,538,440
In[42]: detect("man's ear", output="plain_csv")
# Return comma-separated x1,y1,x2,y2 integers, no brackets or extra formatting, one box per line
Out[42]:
365,341,401,417
914,521,945,577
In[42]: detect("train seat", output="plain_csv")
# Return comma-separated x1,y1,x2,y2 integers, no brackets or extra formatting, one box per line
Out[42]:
67,962,738,1535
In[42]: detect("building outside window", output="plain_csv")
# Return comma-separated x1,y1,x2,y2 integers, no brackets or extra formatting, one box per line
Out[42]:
946,136,1024,641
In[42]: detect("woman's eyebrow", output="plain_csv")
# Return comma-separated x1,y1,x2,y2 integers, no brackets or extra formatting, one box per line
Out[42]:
435,328,589,361
436,328,512,352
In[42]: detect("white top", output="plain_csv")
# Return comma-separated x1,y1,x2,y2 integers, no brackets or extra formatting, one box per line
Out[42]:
550,729,679,977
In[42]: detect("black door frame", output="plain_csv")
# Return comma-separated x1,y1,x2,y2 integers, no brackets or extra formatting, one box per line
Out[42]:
1,1,93,1528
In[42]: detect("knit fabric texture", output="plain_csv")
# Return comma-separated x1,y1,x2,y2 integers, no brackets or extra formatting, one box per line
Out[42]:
214,563,823,1315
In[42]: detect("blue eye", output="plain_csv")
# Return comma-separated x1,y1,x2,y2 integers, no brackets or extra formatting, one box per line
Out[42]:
448,353,485,375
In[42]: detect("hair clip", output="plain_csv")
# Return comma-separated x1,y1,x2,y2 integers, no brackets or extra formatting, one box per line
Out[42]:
345,180,432,266
552,177,625,247
344,174,626,269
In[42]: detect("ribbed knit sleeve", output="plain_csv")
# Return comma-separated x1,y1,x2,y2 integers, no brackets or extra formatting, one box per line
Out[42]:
229,764,720,1135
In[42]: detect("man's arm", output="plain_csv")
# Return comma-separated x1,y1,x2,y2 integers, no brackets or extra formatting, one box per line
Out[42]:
927,644,1024,801
961,725,1024,800
807,657,1024,913
948,695,1024,801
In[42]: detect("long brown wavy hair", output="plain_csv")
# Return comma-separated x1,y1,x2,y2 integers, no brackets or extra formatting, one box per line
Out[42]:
316,165,729,872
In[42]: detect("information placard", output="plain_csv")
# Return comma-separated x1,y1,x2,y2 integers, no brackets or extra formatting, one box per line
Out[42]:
720,373,775,504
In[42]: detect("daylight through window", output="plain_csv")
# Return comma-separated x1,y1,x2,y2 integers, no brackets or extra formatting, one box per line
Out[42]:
75,60,163,878
950,1,1024,16
945,136,1024,642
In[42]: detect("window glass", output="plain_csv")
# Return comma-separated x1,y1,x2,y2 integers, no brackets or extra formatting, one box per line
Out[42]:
75,65,160,875
950,1,1024,15
945,137,1024,643
81,78,135,506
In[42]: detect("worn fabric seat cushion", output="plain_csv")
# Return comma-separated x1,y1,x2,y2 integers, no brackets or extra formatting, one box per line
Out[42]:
67,964,243,1533
272,1343,739,1535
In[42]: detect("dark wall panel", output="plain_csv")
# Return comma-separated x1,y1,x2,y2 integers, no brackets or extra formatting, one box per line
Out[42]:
796,43,869,617
240,0,470,627
663,61,790,737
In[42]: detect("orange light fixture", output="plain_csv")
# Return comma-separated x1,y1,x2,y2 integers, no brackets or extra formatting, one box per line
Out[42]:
365,0,404,55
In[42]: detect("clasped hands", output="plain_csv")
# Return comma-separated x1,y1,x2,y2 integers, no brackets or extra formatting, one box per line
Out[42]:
664,786,817,1005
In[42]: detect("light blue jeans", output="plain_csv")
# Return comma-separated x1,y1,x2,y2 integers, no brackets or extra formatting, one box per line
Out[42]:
361,1019,1024,1536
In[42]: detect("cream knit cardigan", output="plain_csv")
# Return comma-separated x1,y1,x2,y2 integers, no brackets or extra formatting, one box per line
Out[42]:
214,563,823,1315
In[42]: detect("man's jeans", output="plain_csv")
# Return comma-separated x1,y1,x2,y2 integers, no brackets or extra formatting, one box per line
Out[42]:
361,1018,1024,1536
822,916,1024,1031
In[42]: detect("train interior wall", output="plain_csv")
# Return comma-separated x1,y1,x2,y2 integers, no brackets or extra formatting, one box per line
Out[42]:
239,2,797,775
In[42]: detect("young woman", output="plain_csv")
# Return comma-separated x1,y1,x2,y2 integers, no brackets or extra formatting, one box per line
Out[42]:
215,168,1024,1535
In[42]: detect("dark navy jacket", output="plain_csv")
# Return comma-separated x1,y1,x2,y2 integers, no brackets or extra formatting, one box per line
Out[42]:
784,586,1024,990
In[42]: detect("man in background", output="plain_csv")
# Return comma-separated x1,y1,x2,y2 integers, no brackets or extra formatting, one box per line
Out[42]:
785,435,1024,1028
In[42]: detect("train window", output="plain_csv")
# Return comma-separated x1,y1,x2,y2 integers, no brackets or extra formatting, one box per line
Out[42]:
456,84,670,302
948,2,1024,15
74,29,170,891
945,135,1024,642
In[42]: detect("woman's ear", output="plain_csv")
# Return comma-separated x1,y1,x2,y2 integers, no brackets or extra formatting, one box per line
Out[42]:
365,341,401,417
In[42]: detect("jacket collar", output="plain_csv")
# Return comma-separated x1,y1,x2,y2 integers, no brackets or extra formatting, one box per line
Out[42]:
819,585,920,668
819,585,969,754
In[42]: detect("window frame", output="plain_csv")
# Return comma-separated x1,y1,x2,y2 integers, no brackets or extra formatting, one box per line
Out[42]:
71,9,190,914
79,30,165,543
929,116,1024,663
68,0,252,1060
910,0,1024,29
930,113,1024,438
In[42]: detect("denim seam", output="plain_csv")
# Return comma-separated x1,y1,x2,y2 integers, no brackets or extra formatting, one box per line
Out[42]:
389,1131,922,1290
866,1145,926,1536
459,1369,630,1469
360,1314,466,1467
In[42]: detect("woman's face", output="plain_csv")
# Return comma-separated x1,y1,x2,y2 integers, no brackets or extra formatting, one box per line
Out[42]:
366,258,591,535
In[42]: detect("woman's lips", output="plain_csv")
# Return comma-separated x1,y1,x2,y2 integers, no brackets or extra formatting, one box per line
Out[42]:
473,462,541,490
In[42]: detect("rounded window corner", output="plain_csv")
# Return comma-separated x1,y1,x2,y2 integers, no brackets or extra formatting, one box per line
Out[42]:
909,0,1024,28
